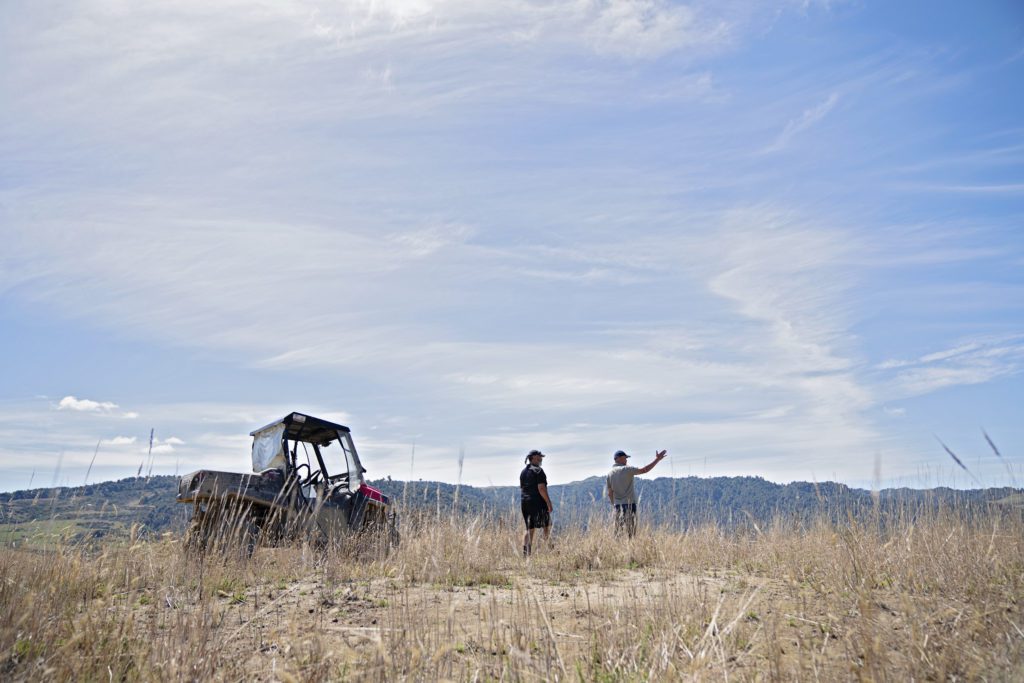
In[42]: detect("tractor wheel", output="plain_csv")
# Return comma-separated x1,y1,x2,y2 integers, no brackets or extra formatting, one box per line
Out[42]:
184,508,212,555
239,518,260,559
363,511,399,558
227,505,263,558
386,512,400,552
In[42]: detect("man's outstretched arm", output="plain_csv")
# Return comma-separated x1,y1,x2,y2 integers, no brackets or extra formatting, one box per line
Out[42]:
636,450,667,475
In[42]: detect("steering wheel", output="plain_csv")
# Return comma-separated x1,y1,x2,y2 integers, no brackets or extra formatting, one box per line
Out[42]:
303,469,323,488
292,462,310,482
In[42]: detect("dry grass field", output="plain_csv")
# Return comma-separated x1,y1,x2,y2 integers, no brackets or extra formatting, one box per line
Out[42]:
3,505,1023,681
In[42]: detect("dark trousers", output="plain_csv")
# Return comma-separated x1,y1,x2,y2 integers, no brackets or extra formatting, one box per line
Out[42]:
615,503,637,538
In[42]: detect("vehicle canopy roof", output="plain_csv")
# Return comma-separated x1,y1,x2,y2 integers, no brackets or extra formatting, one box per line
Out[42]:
250,412,350,446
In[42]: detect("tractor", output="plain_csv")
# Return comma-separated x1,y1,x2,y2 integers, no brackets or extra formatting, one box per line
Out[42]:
177,412,397,554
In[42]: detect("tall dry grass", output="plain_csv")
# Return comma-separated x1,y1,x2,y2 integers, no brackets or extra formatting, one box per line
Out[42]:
2,502,1023,681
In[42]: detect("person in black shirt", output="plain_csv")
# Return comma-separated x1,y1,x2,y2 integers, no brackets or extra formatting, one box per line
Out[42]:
520,449,552,556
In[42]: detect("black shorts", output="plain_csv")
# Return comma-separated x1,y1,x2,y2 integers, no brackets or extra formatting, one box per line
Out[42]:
521,502,551,529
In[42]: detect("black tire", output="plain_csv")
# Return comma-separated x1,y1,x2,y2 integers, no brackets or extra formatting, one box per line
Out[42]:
387,512,400,552
184,507,212,555
240,518,259,558
362,511,399,558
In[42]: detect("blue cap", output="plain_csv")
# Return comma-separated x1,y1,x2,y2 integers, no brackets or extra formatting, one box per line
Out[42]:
614,450,630,459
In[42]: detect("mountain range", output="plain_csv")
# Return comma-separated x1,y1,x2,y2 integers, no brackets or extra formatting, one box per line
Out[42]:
3,474,1020,545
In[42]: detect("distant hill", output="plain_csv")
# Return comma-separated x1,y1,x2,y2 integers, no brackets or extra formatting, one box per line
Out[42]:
2,474,1019,545
369,476,1022,528
1,476,184,545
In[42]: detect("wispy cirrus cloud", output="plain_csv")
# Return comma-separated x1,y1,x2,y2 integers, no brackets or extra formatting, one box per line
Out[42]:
305,0,732,60
1,0,1022,492
763,91,840,153
707,207,861,372
905,183,1024,195
879,336,1024,398
5,199,997,487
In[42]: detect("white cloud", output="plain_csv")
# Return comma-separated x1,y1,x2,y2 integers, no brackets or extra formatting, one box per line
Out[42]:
57,396,118,413
141,435,187,455
102,436,137,446
55,395,138,419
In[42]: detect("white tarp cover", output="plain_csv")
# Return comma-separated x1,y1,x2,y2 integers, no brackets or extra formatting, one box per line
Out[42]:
252,423,287,472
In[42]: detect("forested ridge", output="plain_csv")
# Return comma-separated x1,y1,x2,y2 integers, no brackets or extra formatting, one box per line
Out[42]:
3,473,1019,543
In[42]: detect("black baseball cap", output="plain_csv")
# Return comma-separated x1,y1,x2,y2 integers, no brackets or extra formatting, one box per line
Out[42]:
525,449,545,462
614,450,630,460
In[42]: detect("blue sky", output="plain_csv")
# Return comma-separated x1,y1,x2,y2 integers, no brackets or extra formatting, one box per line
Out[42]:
1,0,1022,492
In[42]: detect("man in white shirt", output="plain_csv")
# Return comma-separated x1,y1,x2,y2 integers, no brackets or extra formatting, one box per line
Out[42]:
606,449,667,538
